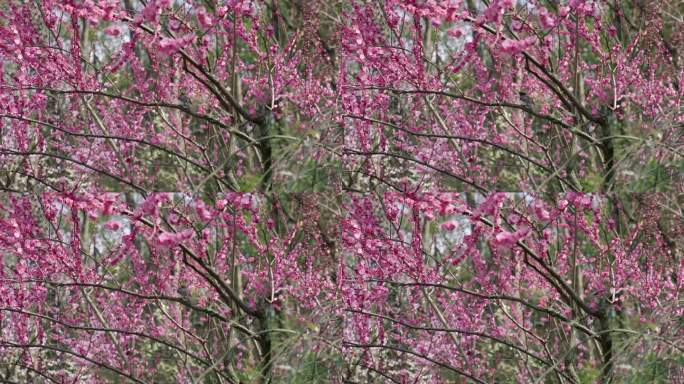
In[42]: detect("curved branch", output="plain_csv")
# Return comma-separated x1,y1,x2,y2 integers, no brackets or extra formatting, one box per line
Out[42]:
346,308,577,383
362,280,594,336
0,87,258,144
123,211,263,319
0,342,147,384
342,341,488,384
344,113,579,191
0,279,253,336
343,149,488,192
0,149,146,193
0,114,235,191
0,307,230,380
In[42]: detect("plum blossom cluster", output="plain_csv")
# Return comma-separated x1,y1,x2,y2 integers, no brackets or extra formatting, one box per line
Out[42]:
0,0,682,382
341,192,682,382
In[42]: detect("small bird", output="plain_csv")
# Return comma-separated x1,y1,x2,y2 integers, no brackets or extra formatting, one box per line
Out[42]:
177,285,195,305
178,93,192,111
518,91,534,111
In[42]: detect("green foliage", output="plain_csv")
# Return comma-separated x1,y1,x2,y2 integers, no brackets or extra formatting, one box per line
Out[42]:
579,172,603,192
577,366,601,384
628,159,683,193
237,173,262,192
623,352,684,384
281,351,334,383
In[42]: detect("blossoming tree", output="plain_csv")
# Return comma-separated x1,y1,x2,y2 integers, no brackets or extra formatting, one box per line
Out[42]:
1,0,683,383
340,0,683,382
1,0,340,382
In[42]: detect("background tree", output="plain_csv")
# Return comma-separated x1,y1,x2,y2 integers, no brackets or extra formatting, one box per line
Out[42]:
1,0,341,382
340,0,683,382
0,0,682,383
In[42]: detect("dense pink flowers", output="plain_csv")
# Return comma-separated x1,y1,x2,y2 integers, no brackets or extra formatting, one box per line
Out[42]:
0,0,681,382
158,34,195,55
196,8,213,28
103,220,121,230
104,25,122,36
440,220,458,231
157,229,194,247
500,36,537,55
